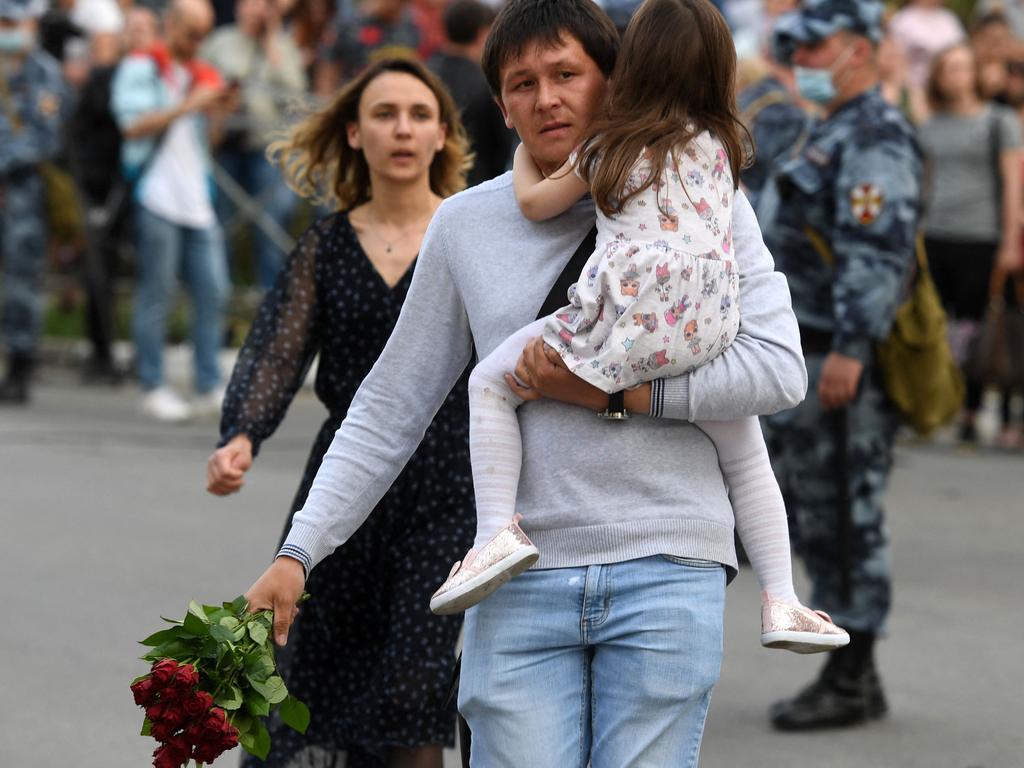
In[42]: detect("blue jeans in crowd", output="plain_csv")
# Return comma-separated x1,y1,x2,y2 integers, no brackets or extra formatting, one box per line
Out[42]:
216,148,299,290
459,554,726,768
133,204,229,394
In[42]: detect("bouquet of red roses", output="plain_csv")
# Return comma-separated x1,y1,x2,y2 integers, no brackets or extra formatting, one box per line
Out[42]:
131,596,309,767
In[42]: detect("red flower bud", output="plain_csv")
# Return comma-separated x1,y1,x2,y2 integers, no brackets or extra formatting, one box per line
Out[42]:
149,719,178,742
152,734,191,768
174,664,200,689
150,659,179,687
183,690,213,719
131,677,158,706
145,701,167,723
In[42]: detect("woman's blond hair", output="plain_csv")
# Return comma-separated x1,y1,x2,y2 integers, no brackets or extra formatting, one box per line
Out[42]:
269,57,472,211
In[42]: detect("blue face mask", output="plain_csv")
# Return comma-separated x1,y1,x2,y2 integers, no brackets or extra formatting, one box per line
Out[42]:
0,28,30,54
794,66,837,105
793,42,858,106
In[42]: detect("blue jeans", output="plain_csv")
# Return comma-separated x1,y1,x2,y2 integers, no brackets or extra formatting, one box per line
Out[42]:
133,205,228,393
216,148,299,290
459,555,726,767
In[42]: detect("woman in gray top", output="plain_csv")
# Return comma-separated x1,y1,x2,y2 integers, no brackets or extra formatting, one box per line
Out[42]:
919,42,1023,443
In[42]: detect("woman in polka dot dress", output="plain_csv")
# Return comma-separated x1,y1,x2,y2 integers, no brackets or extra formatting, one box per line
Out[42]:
206,59,473,768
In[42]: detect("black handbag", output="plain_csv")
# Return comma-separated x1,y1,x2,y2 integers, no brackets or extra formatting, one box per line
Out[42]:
454,225,598,767
966,270,1024,390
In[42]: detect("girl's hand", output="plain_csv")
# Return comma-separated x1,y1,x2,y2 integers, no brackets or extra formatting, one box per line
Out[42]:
206,434,254,495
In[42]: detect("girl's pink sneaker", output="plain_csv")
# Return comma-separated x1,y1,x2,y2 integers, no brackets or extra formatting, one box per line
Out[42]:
760,591,851,654
429,514,540,615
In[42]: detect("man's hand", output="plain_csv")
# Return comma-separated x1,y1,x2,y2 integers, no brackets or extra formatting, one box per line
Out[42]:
206,434,254,495
245,556,306,646
506,337,607,411
818,352,864,410
997,240,1022,274
183,85,227,114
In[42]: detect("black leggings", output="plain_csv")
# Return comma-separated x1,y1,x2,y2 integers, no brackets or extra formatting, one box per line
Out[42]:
925,237,998,412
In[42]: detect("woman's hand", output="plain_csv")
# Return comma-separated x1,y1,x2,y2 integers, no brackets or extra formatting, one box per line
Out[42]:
206,434,254,495
997,239,1022,274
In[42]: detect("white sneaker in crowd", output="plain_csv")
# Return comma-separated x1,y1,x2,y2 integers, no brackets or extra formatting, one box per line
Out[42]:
140,385,192,423
192,386,227,420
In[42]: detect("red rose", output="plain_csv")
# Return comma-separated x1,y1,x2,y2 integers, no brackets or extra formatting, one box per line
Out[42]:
191,740,223,764
159,684,184,704
150,659,179,687
149,719,179,742
174,664,199,689
145,701,167,723
183,690,213,719
162,702,188,729
131,677,158,706
152,734,191,768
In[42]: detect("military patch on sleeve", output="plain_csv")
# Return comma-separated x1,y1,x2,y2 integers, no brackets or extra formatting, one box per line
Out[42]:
38,92,59,118
850,183,884,226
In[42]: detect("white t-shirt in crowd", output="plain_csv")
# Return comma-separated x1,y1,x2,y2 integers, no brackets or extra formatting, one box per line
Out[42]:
139,63,216,229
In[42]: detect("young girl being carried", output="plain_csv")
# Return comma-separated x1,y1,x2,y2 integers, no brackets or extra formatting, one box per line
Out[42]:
430,0,848,653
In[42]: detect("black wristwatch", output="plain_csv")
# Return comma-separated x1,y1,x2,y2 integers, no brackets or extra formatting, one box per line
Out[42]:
598,390,630,420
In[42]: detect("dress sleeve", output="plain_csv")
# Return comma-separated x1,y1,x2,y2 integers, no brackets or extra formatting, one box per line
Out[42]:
218,218,326,455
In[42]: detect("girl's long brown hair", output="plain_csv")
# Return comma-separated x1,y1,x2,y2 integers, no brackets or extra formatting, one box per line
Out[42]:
578,0,750,217
269,57,472,211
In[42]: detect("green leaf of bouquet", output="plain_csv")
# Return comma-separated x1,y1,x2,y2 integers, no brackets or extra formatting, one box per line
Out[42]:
229,595,248,615
251,675,288,704
244,654,275,683
210,624,236,644
230,711,253,736
139,627,183,647
247,622,268,646
215,684,244,711
240,720,271,760
183,611,210,637
278,696,311,735
244,692,270,717
140,718,153,737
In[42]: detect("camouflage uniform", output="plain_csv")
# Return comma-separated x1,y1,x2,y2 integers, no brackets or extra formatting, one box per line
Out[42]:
0,0,67,401
737,76,808,213
761,0,922,639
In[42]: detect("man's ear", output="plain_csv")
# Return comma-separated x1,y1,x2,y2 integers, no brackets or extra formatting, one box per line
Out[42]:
495,96,513,130
346,121,361,150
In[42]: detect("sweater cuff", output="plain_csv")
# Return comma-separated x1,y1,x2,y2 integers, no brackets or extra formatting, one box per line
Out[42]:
832,336,874,364
650,374,691,421
278,520,334,578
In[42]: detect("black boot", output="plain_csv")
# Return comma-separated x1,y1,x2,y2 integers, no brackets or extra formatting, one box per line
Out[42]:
770,631,888,731
0,353,33,404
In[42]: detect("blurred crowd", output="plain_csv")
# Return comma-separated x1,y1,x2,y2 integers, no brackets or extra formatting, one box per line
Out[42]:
1,0,1023,447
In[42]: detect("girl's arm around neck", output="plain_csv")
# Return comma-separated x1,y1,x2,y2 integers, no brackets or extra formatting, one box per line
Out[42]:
513,143,590,222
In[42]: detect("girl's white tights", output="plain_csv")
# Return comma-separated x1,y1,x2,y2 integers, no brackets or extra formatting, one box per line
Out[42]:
467,320,799,605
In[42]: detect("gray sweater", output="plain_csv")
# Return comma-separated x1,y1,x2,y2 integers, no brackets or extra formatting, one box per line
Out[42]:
280,175,807,577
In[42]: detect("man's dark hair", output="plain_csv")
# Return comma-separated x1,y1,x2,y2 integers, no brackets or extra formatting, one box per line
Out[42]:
481,0,620,97
443,0,496,46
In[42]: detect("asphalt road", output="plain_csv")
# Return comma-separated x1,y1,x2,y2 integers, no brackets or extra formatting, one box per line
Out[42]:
1,371,1022,767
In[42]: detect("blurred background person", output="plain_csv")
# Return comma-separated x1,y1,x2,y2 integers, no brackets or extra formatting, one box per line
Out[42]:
919,42,1023,444
428,0,512,187
976,0,1024,40
202,0,307,290
207,57,473,768
110,0,230,421
888,0,966,122
316,0,419,94
287,0,335,81
0,0,69,404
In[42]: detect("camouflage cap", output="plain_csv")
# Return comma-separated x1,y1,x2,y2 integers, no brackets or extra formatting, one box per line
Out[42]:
0,0,46,20
772,0,885,64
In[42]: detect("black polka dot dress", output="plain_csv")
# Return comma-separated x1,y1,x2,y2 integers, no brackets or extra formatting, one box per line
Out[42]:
220,213,474,768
